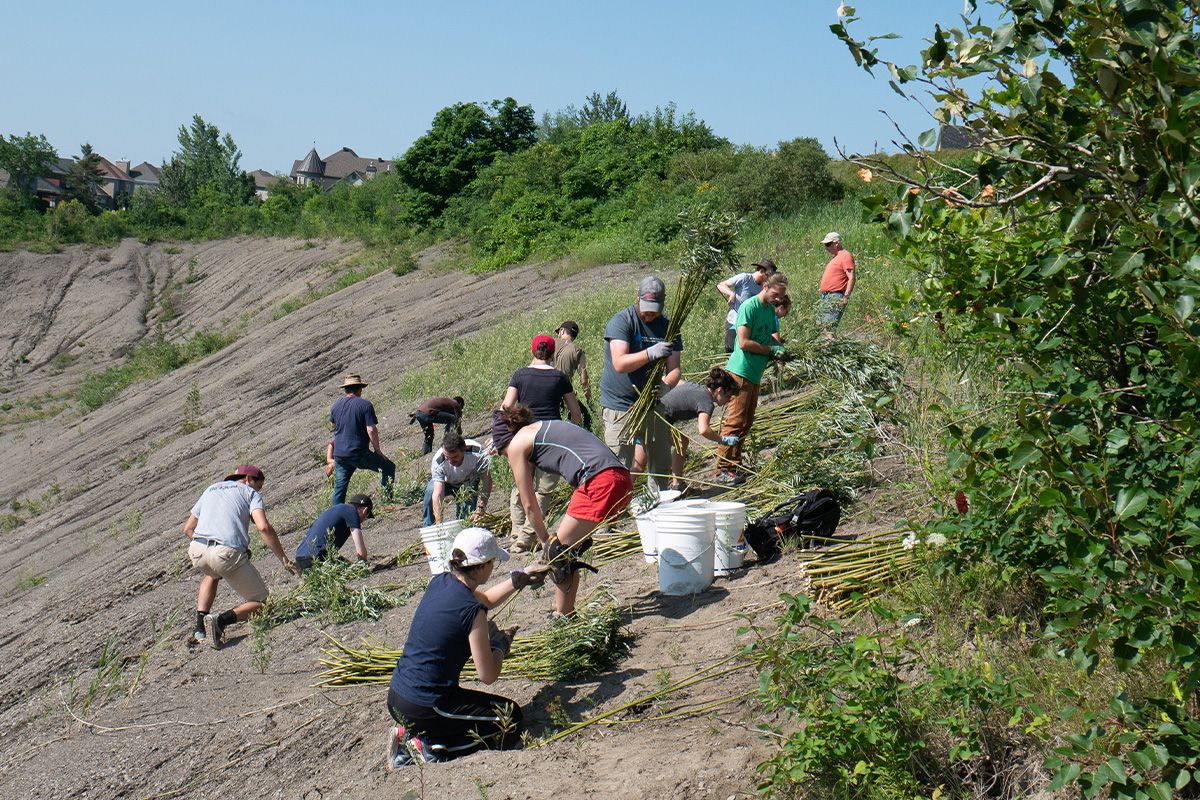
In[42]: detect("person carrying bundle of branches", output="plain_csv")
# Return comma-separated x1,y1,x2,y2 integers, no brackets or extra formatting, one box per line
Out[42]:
717,273,790,485
490,405,633,615
385,527,549,768
657,367,741,491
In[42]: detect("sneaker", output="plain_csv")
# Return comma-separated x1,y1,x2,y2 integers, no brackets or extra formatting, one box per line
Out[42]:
406,735,443,764
202,613,224,650
386,725,411,771
714,471,745,487
191,629,206,645
543,538,573,587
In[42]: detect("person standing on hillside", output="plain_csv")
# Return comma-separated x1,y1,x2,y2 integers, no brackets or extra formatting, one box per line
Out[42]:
330,374,395,506
717,259,777,353
294,494,375,573
717,273,790,485
424,431,493,526
599,276,683,486
554,321,592,428
410,396,465,456
501,335,582,553
817,232,856,336
185,464,296,648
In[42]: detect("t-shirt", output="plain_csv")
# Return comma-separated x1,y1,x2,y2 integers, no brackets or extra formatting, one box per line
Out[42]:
818,250,856,294
418,397,460,416
430,439,490,487
190,480,264,550
531,420,626,487
296,503,360,560
554,340,586,380
724,272,759,326
599,306,684,411
659,381,715,422
509,366,574,421
726,295,777,385
389,573,485,708
329,394,378,458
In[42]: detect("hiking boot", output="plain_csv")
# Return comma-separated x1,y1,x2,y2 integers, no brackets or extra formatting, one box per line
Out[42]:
543,537,574,587
386,725,410,771
202,613,224,650
714,471,745,488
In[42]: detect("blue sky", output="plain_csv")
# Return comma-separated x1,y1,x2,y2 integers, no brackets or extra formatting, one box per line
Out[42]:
3,1,984,174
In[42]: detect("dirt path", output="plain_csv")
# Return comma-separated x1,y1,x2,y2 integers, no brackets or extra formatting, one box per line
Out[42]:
0,238,828,799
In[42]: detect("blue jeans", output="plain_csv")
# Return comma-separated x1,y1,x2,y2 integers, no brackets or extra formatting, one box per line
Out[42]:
413,410,460,455
422,479,480,526
333,450,396,506
818,291,847,328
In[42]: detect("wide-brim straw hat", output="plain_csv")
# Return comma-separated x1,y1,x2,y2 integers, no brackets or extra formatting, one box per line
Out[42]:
340,374,368,389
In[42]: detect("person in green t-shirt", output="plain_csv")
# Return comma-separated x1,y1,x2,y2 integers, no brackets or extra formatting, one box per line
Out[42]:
717,273,789,484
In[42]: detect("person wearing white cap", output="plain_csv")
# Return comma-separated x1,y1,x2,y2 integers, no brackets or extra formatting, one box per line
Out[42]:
384,527,548,767
817,232,856,334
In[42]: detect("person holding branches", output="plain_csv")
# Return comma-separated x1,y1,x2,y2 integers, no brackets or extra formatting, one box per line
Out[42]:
657,367,742,491
490,405,633,615
385,527,548,767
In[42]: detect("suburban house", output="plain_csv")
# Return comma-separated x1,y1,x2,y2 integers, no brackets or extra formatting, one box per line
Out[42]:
97,158,137,208
126,161,162,192
289,147,391,190
249,169,277,201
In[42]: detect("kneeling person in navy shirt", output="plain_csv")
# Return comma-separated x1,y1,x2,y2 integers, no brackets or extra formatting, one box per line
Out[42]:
295,494,375,572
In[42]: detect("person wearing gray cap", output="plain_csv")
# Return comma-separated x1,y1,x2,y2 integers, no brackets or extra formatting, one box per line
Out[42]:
598,275,683,484
184,464,296,648
817,232,856,334
330,374,395,506
717,259,778,353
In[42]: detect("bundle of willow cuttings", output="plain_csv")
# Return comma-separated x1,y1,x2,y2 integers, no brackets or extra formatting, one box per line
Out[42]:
316,589,626,687
256,559,425,630
797,528,915,612
622,207,743,440
775,331,903,401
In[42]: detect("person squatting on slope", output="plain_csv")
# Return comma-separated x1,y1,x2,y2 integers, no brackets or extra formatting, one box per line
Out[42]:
717,259,777,353
491,405,633,615
330,374,395,506
184,464,296,648
599,275,682,486
410,396,465,456
502,334,583,553
718,273,790,485
657,367,741,491
294,494,375,573
385,527,548,767
423,431,493,526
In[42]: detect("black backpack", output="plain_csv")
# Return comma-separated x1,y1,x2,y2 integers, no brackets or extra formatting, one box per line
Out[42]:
743,489,842,563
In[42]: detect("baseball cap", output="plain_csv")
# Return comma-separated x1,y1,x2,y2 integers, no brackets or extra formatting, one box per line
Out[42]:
638,275,666,313
557,320,580,338
751,258,777,273
531,334,556,355
452,527,510,567
821,232,842,245
224,464,264,482
348,494,374,518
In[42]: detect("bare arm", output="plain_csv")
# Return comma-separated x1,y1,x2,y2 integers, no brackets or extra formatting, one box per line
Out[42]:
367,424,384,457
737,325,774,356
717,276,737,306
468,610,504,684
507,431,550,544
842,270,856,302
564,392,583,425
662,350,682,388
501,386,519,410
252,508,297,574
476,472,493,514
609,338,656,374
184,514,198,539
696,411,720,442
349,527,368,560
431,481,447,524
577,354,592,402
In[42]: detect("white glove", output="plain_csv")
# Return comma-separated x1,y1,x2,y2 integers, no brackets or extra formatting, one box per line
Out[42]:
645,341,672,361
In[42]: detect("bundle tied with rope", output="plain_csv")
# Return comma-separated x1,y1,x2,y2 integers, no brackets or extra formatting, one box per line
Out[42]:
620,206,743,440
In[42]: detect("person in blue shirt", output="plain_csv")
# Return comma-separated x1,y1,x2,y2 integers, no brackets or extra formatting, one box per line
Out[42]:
717,259,777,353
385,528,548,767
294,494,374,572
329,373,395,506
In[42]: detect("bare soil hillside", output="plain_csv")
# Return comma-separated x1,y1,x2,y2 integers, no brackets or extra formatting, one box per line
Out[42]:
0,238,845,800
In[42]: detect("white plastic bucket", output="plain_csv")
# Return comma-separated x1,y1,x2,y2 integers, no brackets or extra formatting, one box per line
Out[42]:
419,519,463,575
655,506,716,595
707,501,748,576
635,513,659,564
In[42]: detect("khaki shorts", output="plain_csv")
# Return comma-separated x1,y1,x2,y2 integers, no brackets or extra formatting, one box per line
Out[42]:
602,406,672,486
188,541,268,603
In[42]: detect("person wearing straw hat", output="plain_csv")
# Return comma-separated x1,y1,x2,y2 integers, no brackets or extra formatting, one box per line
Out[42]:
657,367,742,491
717,259,778,353
817,232,856,335
294,494,375,573
330,374,395,507
184,464,296,648
385,527,548,767
491,405,633,615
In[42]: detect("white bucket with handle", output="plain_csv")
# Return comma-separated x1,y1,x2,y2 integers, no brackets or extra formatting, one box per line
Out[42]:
419,519,463,575
655,505,716,595
707,501,748,575
633,490,691,563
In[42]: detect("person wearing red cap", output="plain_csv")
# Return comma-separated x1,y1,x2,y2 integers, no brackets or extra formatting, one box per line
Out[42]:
500,335,583,552
184,465,296,648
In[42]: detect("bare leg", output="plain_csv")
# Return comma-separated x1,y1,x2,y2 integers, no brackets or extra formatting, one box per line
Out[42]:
233,600,263,622
554,571,582,615
632,442,647,475
552,514,602,615
196,576,219,612
670,439,688,489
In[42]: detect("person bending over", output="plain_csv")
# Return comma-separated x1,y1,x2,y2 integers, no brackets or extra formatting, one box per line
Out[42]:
411,396,465,456
423,431,492,526
657,367,742,491
294,494,374,573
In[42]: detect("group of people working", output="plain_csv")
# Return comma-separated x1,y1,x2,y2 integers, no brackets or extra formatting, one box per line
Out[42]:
178,231,856,767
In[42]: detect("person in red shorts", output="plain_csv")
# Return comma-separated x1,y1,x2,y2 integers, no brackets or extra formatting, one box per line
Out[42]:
490,405,632,615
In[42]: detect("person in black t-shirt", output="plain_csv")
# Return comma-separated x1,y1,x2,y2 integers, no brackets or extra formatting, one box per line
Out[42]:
501,335,582,552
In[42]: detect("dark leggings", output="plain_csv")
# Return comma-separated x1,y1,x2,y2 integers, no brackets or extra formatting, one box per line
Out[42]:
388,686,523,758
413,410,461,455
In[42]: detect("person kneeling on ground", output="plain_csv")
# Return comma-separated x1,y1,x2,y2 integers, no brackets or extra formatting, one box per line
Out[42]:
491,405,633,615
657,367,742,491
385,527,548,767
295,494,375,573
411,396,465,456
184,464,297,648
423,431,492,526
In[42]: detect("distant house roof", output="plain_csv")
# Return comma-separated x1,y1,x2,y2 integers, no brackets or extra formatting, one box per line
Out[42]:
295,148,323,176
290,147,392,185
129,162,162,183
249,169,277,191
96,156,135,183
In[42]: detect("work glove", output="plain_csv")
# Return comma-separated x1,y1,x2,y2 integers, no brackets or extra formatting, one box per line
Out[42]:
511,563,551,590
645,341,672,362
488,621,517,656
770,345,787,360
719,435,741,446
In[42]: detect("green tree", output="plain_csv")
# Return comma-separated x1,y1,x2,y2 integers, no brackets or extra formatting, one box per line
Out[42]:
577,90,630,127
0,132,57,201
158,114,251,207
836,0,1200,795
64,143,104,213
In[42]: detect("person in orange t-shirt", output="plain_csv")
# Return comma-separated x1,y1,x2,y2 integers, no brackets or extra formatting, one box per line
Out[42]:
817,231,856,335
